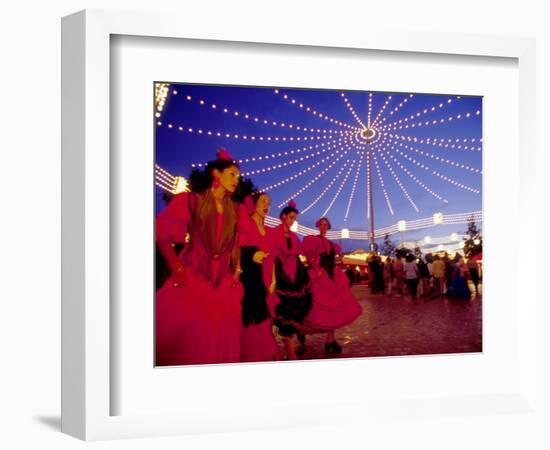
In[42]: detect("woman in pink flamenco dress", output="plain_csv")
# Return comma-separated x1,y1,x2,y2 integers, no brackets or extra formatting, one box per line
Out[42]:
301,217,362,354
238,192,281,362
271,201,312,360
155,150,244,366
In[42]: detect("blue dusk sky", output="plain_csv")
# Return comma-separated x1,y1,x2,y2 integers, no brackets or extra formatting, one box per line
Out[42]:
155,83,482,250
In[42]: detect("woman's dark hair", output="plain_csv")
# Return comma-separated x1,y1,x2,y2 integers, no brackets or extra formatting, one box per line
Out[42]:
188,159,239,193
231,177,257,203
162,189,174,205
279,205,299,219
315,217,332,230
251,191,268,205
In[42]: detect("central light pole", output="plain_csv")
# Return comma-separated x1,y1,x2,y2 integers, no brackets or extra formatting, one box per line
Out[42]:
367,132,375,252
360,95,377,254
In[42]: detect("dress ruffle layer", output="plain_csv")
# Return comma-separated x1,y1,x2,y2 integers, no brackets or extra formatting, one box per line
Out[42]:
156,271,244,366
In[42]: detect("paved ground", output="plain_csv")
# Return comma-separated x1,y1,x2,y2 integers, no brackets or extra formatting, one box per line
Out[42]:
276,283,482,361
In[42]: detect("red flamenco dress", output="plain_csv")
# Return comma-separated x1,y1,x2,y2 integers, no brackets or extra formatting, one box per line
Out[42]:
301,235,362,333
238,209,280,362
155,191,244,366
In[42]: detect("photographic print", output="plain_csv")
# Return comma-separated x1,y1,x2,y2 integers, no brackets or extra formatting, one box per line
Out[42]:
154,83,482,367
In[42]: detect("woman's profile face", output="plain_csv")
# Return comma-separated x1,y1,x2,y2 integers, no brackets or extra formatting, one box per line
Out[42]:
255,194,270,218
215,165,240,193
282,211,298,229
317,219,330,234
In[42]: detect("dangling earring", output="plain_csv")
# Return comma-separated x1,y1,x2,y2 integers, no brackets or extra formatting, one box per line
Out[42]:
212,178,221,189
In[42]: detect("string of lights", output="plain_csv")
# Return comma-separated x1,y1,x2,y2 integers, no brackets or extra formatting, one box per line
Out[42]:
371,95,393,129
155,164,177,192
372,151,395,215
155,164,176,180
276,149,351,208
381,108,481,132
154,83,170,118
321,158,357,217
444,215,483,223
381,149,449,204
379,96,461,130
390,147,481,194
340,93,366,128
178,90,349,135
444,220,482,226
257,212,483,240
239,138,352,177
274,89,360,131
158,120,354,145
367,93,373,127
344,151,366,222
186,137,345,170
386,133,483,152
374,141,420,212
385,137,482,173
260,152,340,192
406,216,436,226
236,137,343,165
301,160,353,214
376,94,414,127
370,133,478,204
155,170,176,187
444,211,483,220
155,180,176,194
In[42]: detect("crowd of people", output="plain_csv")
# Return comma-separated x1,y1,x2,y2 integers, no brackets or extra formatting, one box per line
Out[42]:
155,149,362,367
345,251,481,300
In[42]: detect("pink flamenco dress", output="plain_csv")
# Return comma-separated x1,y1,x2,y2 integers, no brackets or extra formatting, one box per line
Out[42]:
271,224,312,338
238,208,280,362
155,191,244,366
301,235,362,333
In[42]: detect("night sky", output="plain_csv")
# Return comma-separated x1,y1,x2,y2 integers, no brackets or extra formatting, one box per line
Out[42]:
155,83,482,251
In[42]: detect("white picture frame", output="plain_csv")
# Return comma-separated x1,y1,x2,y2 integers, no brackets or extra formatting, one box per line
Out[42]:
61,9,538,441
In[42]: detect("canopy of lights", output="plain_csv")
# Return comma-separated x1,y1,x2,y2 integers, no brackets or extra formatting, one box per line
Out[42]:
155,83,482,252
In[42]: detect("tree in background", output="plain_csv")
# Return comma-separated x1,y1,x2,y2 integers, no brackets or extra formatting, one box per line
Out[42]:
380,233,396,256
463,215,483,258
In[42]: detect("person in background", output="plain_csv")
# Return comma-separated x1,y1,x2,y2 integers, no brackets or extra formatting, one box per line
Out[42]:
432,254,446,297
417,257,430,297
393,256,404,297
448,256,471,300
426,254,435,296
345,265,356,287
467,257,480,296
383,257,394,297
368,256,378,294
374,256,385,294
403,254,420,298
443,253,453,295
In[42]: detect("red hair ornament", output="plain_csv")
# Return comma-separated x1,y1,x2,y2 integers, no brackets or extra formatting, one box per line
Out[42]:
216,148,233,161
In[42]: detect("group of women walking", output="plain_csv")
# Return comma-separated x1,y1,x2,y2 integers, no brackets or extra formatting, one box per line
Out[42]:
155,150,362,366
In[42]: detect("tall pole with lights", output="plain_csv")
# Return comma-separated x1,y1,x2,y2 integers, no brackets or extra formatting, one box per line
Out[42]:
365,92,376,253
367,131,375,252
